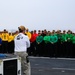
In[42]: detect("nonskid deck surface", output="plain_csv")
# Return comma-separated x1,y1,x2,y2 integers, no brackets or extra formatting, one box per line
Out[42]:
29,56,75,75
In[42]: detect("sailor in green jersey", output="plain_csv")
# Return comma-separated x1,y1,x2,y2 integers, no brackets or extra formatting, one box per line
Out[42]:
66,30,73,57
56,30,62,57
72,33,75,57
36,33,44,56
61,31,67,43
43,31,51,57
49,32,58,57
61,30,67,57
66,30,73,42
43,33,50,44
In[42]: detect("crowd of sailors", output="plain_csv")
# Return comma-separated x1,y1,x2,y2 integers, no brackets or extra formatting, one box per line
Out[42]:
0,29,75,58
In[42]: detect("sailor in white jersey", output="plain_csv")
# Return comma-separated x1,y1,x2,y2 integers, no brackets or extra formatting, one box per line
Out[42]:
14,25,31,75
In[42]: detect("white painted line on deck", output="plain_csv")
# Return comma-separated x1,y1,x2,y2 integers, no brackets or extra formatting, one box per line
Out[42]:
56,58,75,60
52,68,75,71
35,64,39,65
29,56,75,60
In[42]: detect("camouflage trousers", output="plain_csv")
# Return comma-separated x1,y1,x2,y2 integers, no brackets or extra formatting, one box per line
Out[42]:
15,51,31,75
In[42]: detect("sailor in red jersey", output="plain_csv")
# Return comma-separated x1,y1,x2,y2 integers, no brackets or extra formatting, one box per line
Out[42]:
30,30,38,56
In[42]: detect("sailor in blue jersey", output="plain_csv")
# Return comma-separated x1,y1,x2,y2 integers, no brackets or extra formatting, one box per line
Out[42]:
0,37,2,53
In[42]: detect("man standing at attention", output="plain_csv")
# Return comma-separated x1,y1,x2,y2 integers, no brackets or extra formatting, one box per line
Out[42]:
14,25,31,75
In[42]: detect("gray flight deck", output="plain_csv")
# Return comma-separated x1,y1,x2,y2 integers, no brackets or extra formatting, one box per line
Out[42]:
29,57,75,75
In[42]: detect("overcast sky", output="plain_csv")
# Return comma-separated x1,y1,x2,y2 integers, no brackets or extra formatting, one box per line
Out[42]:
0,0,75,32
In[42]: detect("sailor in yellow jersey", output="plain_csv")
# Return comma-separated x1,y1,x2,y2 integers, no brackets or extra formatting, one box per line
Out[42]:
8,33,14,53
1,29,9,53
25,28,31,40
25,28,31,55
13,31,19,38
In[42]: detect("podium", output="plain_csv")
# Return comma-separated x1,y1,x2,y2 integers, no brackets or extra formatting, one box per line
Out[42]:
0,54,21,75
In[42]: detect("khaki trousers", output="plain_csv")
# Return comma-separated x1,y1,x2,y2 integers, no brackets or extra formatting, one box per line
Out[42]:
15,51,31,75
